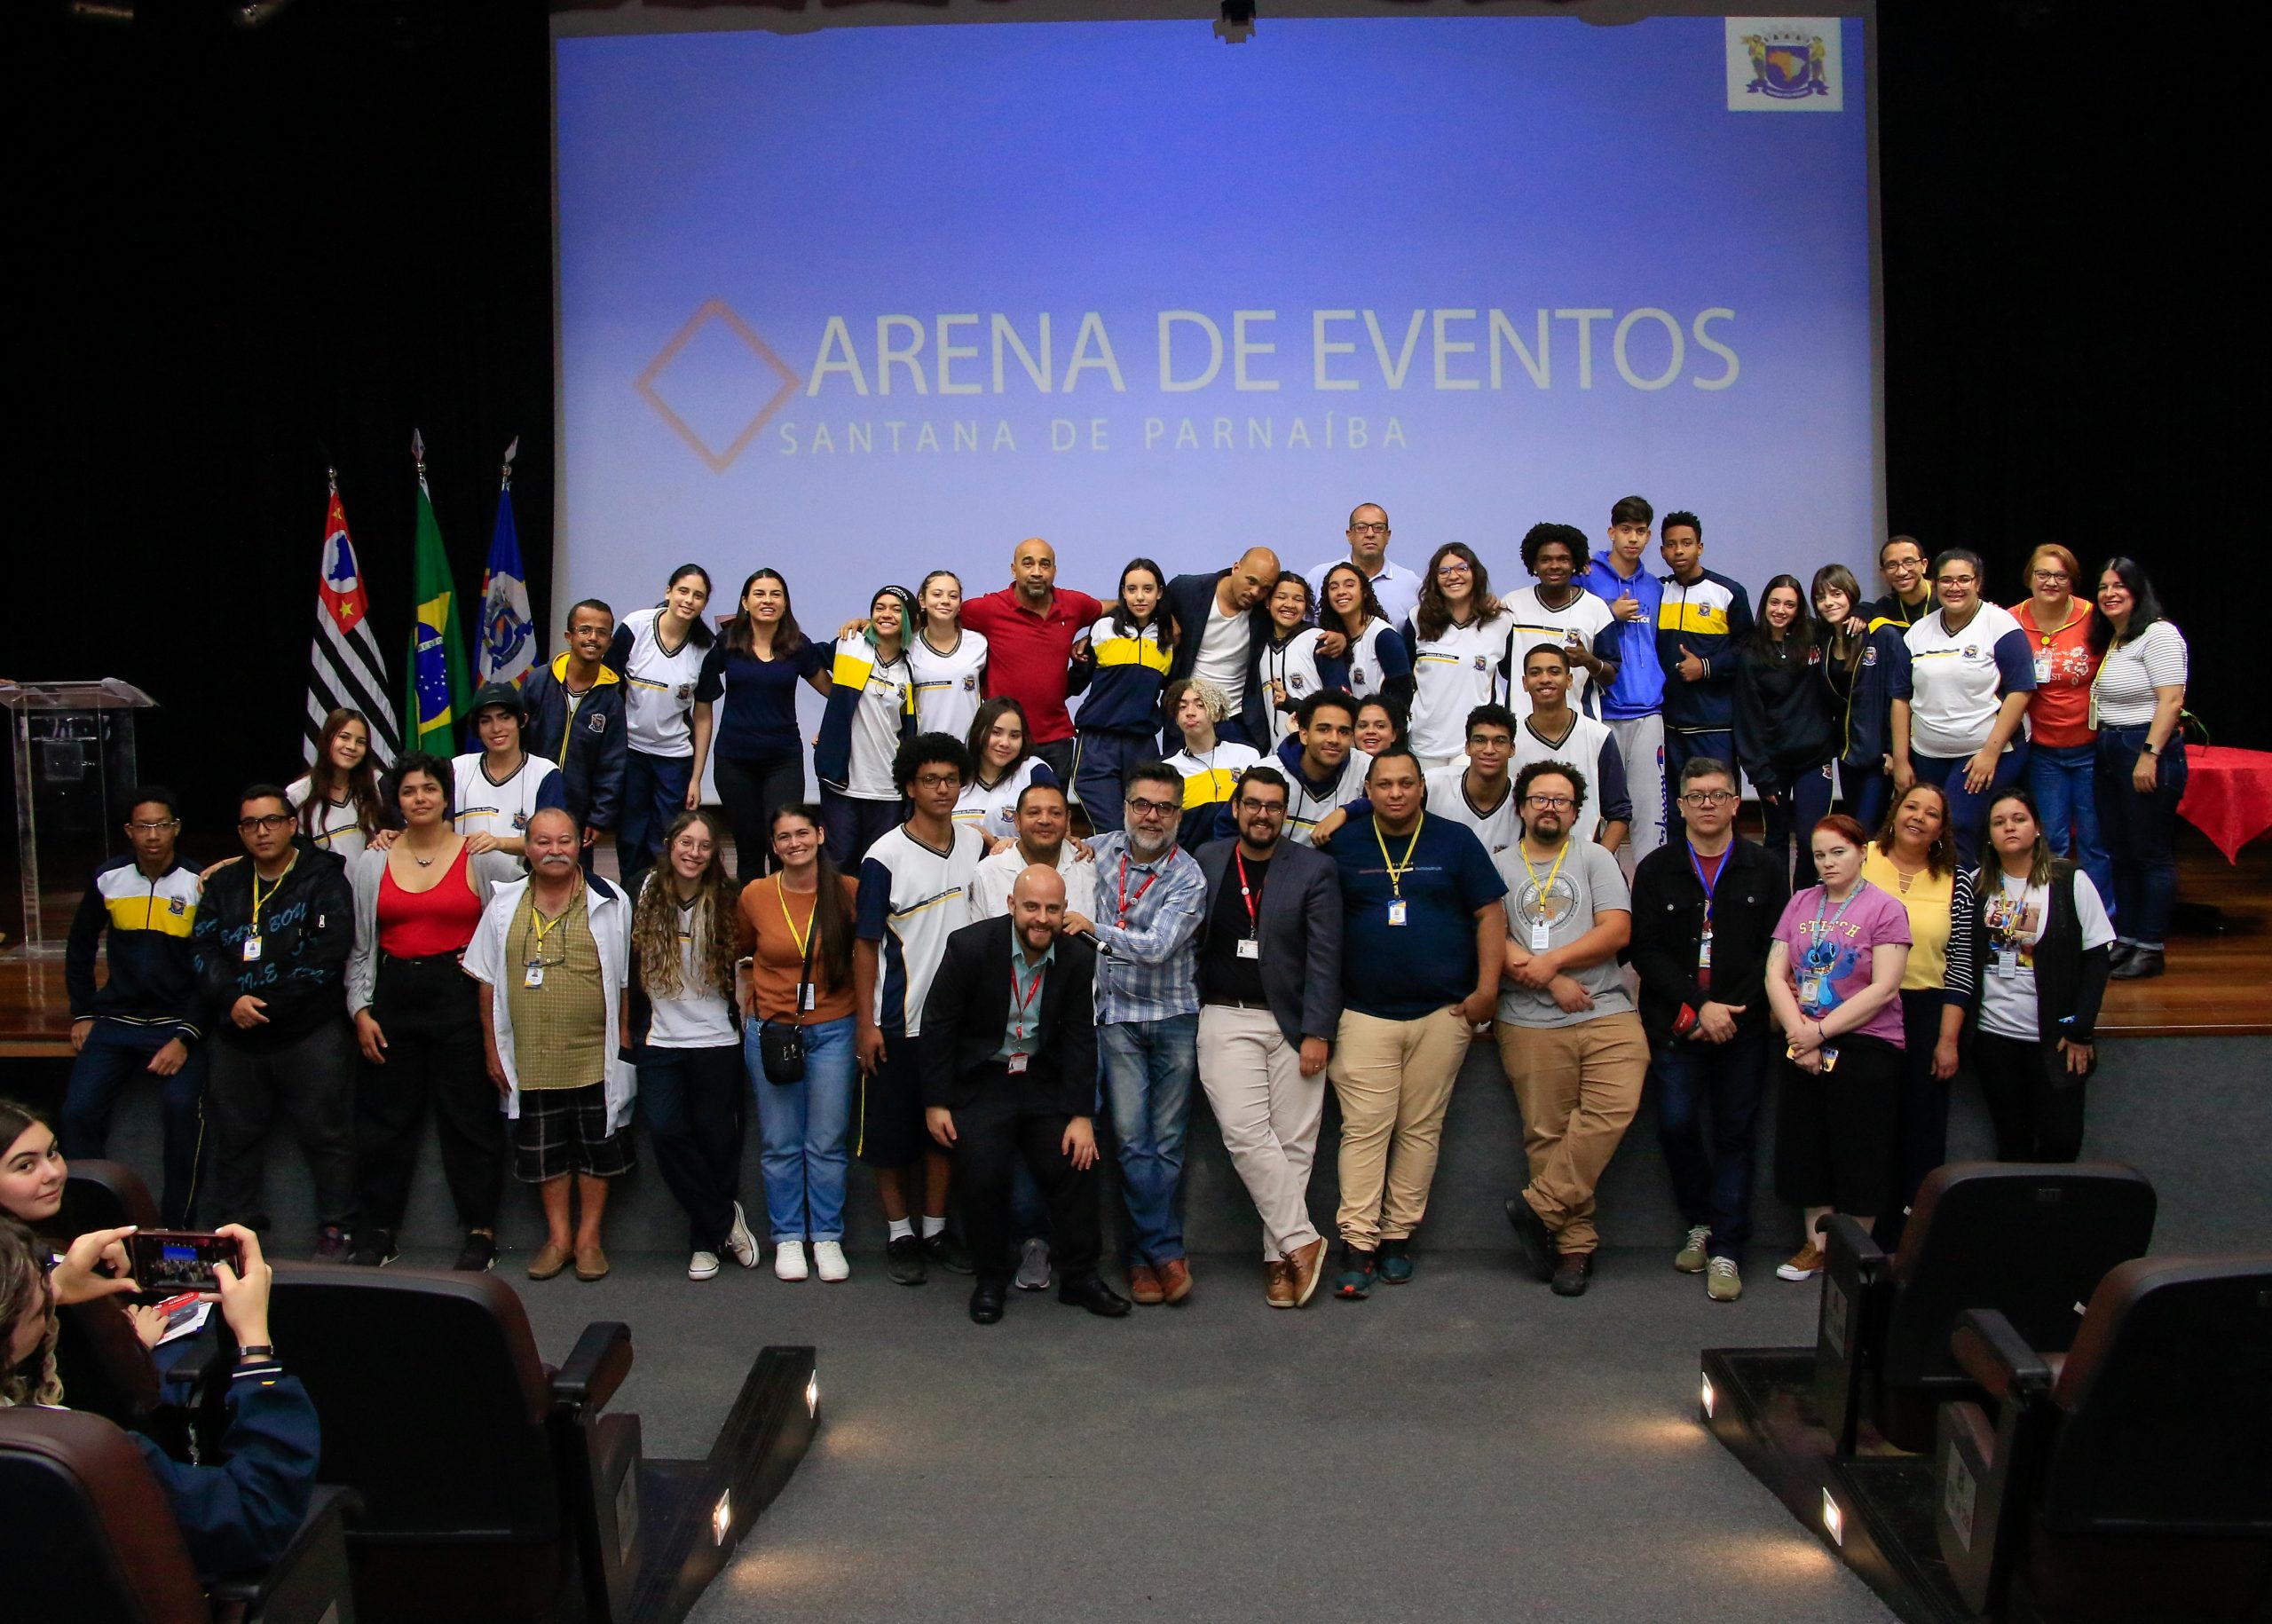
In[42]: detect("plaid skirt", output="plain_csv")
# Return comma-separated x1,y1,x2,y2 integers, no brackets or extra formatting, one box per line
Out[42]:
512,1081,635,1183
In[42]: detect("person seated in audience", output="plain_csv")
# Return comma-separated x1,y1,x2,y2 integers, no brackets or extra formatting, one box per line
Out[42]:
463,808,638,1283
1162,677,1261,853
1,1216,319,1581
62,784,208,1227
520,598,629,873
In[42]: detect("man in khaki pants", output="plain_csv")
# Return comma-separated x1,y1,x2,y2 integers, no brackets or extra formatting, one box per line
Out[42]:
1319,746,1506,1299
1494,761,1646,1298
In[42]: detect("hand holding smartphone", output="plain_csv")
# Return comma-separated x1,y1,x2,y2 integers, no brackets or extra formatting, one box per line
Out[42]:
127,1230,246,1293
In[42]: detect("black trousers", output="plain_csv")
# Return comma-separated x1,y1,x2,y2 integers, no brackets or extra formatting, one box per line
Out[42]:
951,1071,1102,1287
207,1019,358,1235
1972,1029,2087,1163
637,1041,746,1252
714,753,804,882
1877,987,1954,1251
354,954,506,1236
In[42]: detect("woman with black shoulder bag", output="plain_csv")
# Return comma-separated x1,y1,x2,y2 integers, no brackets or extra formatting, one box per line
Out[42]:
736,803,861,1283
627,809,758,1283
1962,786,2116,1163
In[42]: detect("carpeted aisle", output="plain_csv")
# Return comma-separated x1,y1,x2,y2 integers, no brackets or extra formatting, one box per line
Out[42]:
500,1245,1895,1623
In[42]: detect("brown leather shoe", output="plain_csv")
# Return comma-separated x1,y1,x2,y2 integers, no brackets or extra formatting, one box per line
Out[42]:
1264,1259,1295,1308
1158,1257,1193,1305
574,1243,611,1282
526,1242,570,1281
1127,1264,1164,1305
1285,1236,1328,1307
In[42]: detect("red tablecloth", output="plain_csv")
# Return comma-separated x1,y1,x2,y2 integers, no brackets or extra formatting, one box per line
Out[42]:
2176,745,2272,863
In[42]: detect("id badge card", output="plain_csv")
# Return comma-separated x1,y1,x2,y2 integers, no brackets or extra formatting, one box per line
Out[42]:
241,935,263,963
1528,919,1552,953
801,984,816,1012
1387,899,1408,926
1698,928,1715,970
1993,948,2019,979
524,964,545,989
1006,1052,1030,1075
1798,974,1823,1007
2033,651,2053,683
1235,938,1260,959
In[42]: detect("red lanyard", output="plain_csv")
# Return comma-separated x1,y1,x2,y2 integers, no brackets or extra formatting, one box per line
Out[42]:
1116,855,1158,926
1011,959,1046,1043
1234,850,1264,935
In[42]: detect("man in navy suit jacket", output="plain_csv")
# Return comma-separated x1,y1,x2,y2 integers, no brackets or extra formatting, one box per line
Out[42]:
921,866,1131,1324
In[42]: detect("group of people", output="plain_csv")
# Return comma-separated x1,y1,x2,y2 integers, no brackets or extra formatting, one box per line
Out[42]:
51,498,2186,1317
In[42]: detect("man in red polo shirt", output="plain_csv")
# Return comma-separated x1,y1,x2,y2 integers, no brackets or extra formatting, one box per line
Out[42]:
961,537,1105,785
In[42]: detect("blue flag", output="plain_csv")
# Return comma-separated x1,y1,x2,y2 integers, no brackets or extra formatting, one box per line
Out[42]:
477,441,535,688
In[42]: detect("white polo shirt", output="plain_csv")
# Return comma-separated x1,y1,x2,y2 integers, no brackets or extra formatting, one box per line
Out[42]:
1405,614,1513,761
1503,586,1616,718
908,628,990,744
615,606,707,757
1306,556,1422,634
1899,603,2036,759
451,752,564,846
1424,764,1523,856
965,843,1100,924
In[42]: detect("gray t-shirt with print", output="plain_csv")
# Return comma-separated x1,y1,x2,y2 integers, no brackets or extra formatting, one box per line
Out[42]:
1495,840,1634,1029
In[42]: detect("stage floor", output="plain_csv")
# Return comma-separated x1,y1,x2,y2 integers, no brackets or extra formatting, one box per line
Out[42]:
5,824,2266,1054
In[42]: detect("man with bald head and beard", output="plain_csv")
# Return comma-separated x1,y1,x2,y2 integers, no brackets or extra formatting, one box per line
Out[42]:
923,864,1126,1324
1164,547,1283,751
958,536,1106,785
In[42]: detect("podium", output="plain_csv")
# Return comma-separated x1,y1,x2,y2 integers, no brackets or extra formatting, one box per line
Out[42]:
1,679,158,956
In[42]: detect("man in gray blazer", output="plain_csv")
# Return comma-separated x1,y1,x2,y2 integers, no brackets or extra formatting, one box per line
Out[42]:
1194,765,1344,1308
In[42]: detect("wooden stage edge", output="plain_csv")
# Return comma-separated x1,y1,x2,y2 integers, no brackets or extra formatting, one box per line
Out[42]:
3,826,2265,1056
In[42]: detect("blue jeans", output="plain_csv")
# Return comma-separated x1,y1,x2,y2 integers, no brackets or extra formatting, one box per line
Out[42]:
2027,741,2113,914
1910,739,2030,870
619,750,694,881
1649,1024,1768,1261
748,1015,856,1242
1099,1013,1199,1265
2095,727,2186,947
1842,759,1890,833
61,1020,209,1226
1074,729,1157,835
1761,763,1836,892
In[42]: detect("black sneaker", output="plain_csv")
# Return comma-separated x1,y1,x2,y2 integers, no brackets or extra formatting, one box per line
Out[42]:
454,1232,499,1273
887,1234,928,1287
348,1228,398,1268
1503,1197,1558,1283
922,1229,974,1276
1551,1250,1596,1297
313,1226,352,1265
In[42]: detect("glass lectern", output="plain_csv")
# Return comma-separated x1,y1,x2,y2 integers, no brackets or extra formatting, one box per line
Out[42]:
1,679,157,955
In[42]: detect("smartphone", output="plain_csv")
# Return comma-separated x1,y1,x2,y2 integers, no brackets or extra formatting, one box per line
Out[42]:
128,1230,243,1292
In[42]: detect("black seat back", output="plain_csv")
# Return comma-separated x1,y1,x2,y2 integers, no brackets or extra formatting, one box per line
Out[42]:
60,1159,162,1235
267,1265,560,1542
0,1405,207,1624
2039,1255,2272,1537
1884,1162,2155,1391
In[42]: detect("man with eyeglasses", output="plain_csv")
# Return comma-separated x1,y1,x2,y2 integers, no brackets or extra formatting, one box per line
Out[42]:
1509,645,1630,854
62,785,209,1225
1305,502,1422,635
855,733,988,1286
1578,494,1668,863
1193,767,1342,1308
190,784,359,1259
1627,756,1788,1303
1494,761,1645,1299
1062,762,1208,1305
1866,535,1934,634
1321,745,1505,1299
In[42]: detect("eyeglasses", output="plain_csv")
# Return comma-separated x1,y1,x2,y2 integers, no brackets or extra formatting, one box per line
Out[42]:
1435,562,1472,578
913,772,961,790
1937,574,1977,587
1125,796,1179,818
127,819,180,834
1349,521,1388,535
1523,794,1575,811
236,814,294,833
1679,790,1739,807
1235,799,1286,816
2029,570,2070,583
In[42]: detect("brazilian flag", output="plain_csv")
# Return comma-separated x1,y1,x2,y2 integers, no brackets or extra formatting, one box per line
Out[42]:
406,450,469,753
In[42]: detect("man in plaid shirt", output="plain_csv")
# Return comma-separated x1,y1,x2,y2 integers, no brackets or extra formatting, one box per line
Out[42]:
1062,760,1207,1306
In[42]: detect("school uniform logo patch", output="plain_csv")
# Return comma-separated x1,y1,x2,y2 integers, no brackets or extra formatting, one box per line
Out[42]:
962,674,977,691
586,712,609,733
169,896,185,914
674,682,693,704
1862,646,1879,666
1472,655,1489,671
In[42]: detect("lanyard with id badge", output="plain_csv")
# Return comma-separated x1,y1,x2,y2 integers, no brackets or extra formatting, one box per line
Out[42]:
1796,883,1865,1012
241,855,299,963
1515,838,1572,954
1006,958,1046,1074
1374,813,1424,926
1234,849,1266,959
1686,840,1728,981
523,899,574,988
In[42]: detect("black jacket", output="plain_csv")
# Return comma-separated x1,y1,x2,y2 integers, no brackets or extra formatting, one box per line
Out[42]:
521,655,628,832
1624,836,1790,1045
1732,635,1838,791
1192,836,1343,1048
1162,569,1275,748
919,916,1098,1116
190,839,354,1050
1957,858,2111,1060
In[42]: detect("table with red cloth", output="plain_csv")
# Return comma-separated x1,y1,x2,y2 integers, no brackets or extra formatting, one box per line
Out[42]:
2177,745,2272,863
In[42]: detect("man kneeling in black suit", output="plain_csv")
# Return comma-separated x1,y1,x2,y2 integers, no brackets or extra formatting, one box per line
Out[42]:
923,865,1131,1324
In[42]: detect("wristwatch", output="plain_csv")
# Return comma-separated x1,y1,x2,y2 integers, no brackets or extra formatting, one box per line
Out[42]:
2140,742,2158,755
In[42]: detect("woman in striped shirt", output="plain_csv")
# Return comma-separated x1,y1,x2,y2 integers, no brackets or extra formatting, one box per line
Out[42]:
2089,557,2189,980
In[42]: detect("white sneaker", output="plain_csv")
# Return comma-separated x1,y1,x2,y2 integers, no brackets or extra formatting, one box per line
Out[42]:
774,1241,809,1281
812,1240,850,1282
725,1202,761,1270
688,1250,721,1281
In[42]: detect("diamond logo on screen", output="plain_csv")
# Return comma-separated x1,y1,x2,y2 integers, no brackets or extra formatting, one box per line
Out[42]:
1725,18,1842,112
635,300,804,474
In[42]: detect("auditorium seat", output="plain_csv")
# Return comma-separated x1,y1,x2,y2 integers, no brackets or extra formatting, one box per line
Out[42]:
1937,1255,2272,1620
264,1265,643,1623
60,1157,162,1235
0,1403,358,1624
1816,1162,2157,1454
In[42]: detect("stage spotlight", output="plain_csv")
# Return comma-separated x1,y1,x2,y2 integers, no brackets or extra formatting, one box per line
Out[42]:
1699,1371,1716,1420
805,1371,820,1418
1819,1488,1845,1549
711,1488,734,1547
1214,2,1256,44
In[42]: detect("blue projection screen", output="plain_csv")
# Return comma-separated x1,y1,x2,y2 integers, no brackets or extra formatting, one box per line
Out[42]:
553,12,1876,625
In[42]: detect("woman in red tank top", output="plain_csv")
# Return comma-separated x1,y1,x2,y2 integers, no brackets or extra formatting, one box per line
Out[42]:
343,751,514,1272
